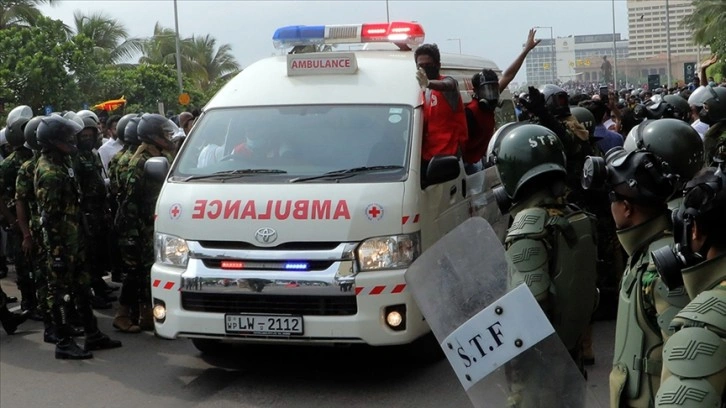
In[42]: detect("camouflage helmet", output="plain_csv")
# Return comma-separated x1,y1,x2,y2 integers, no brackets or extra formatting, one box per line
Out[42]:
23,116,43,150
570,106,596,137
624,119,704,192
6,105,33,147
491,123,567,200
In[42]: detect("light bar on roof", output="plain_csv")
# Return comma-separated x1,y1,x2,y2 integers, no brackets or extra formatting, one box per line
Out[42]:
272,21,425,49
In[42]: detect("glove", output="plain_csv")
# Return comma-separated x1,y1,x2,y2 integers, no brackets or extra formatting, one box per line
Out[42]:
416,67,430,89
51,256,67,274
520,86,547,116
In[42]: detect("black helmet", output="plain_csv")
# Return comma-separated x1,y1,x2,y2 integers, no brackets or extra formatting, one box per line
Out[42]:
124,116,142,146
115,113,136,144
77,110,99,126
662,94,691,122
23,116,43,150
570,106,596,137
624,119,704,194
137,113,178,151
36,115,82,155
491,123,567,200
699,86,726,125
6,105,33,147
540,84,570,117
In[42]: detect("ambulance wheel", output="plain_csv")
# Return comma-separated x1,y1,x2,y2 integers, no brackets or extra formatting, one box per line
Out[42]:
191,338,223,355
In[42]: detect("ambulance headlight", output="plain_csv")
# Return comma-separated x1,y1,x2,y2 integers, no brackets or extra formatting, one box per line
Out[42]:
155,233,189,267
356,232,421,271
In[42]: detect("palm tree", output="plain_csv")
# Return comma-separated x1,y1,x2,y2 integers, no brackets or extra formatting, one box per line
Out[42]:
138,22,183,66
0,0,57,29
682,0,726,54
72,10,142,64
186,34,240,92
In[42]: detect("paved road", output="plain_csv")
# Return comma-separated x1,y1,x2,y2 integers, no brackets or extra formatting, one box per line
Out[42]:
1,275,615,408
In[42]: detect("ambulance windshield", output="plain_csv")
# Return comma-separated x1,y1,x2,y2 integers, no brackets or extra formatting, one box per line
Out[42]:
172,105,412,183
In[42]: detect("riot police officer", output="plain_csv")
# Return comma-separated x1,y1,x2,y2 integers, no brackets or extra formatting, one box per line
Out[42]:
34,115,122,359
689,85,726,166
2,105,37,317
650,167,726,407
581,145,679,407
118,113,177,330
490,123,598,374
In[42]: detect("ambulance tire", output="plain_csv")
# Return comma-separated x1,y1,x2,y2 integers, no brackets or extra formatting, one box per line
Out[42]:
191,338,224,355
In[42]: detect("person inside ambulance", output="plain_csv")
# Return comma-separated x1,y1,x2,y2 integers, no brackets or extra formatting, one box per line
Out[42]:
231,130,293,162
414,43,467,186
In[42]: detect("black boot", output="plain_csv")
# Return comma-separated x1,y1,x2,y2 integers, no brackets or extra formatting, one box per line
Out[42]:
43,315,58,344
55,336,93,359
0,307,29,335
84,330,122,351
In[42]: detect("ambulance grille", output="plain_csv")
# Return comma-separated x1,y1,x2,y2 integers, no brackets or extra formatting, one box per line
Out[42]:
327,25,359,40
198,241,340,251
181,293,357,316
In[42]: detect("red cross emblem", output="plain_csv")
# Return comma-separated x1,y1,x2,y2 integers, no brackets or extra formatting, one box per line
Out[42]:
365,203,384,221
169,203,182,220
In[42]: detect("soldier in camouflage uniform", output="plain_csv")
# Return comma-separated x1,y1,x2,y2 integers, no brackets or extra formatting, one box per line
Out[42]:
15,116,60,342
34,115,122,359
75,116,114,309
2,105,37,317
112,115,143,333
118,113,177,331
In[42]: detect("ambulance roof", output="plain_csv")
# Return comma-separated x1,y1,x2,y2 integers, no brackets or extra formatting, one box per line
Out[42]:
205,50,500,109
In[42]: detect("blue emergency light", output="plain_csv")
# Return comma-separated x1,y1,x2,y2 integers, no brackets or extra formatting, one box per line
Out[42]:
272,21,425,49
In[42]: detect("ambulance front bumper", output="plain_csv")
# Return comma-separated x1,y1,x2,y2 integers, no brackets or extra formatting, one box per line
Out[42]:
151,259,430,346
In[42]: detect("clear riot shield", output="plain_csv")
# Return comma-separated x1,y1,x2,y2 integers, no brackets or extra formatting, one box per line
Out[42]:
405,217,601,408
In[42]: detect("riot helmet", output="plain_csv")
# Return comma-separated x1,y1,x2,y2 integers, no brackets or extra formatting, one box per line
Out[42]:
485,121,527,167
77,110,99,125
36,115,82,155
687,85,713,108
581,146,675,205
115,113,136,144
490,123,567,202
77,116,100,152
123,116,142,146
6,105,33,147
662,94,691,122
624,119,704,197
570,106,596,137
541,84,570,117
62,111,84,130
23,116,43,151
651,167,726,289
698,86,726,126
471,69,500,111
137,113,178,151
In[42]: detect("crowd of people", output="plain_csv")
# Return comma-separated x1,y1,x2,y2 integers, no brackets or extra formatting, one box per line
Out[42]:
416,37,724,406
0,106,196,359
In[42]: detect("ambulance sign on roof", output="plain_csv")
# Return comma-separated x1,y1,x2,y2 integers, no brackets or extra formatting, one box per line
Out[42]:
287,52,358,76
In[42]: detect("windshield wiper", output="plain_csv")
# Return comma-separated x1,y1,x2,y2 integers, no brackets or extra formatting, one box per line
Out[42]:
182,169,287,182
289,165,403,183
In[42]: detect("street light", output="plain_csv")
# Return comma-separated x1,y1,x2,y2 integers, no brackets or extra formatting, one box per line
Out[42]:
173,0,183,95
611,0,618,87
447,38,462,54
534,26,555,83
665,0,672,88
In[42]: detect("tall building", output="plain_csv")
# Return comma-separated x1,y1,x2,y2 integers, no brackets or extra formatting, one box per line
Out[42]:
627,0,709,59
525,38,557,86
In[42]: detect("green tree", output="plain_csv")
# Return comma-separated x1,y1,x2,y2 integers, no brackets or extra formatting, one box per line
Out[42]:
186,34,240,92
72,10,142,64
0,0,57,29
0,16,101,113
682,0,726,56
93,63,180,114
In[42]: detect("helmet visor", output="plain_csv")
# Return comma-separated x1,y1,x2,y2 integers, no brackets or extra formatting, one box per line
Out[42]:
688,86,718,107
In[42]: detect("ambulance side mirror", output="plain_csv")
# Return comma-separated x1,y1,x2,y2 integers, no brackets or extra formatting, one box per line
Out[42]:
426,155,461,185
145,157,170,183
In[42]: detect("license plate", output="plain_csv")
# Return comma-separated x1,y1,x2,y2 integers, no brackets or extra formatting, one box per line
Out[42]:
224,314,303,336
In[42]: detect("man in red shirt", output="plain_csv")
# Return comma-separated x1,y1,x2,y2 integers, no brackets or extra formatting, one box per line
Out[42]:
464,29,541,174
415,44,467,186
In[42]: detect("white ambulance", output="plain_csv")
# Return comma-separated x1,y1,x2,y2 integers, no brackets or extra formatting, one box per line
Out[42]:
148,21,512,353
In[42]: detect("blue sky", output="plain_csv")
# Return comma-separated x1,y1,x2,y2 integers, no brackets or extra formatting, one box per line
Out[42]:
41,0,630,84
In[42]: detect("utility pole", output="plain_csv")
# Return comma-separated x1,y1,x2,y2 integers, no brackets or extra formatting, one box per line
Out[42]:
612,0,618,87
173,0,183,95
665,0,672,88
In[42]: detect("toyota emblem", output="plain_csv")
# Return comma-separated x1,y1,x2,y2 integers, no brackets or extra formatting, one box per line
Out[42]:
254,227,278,244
